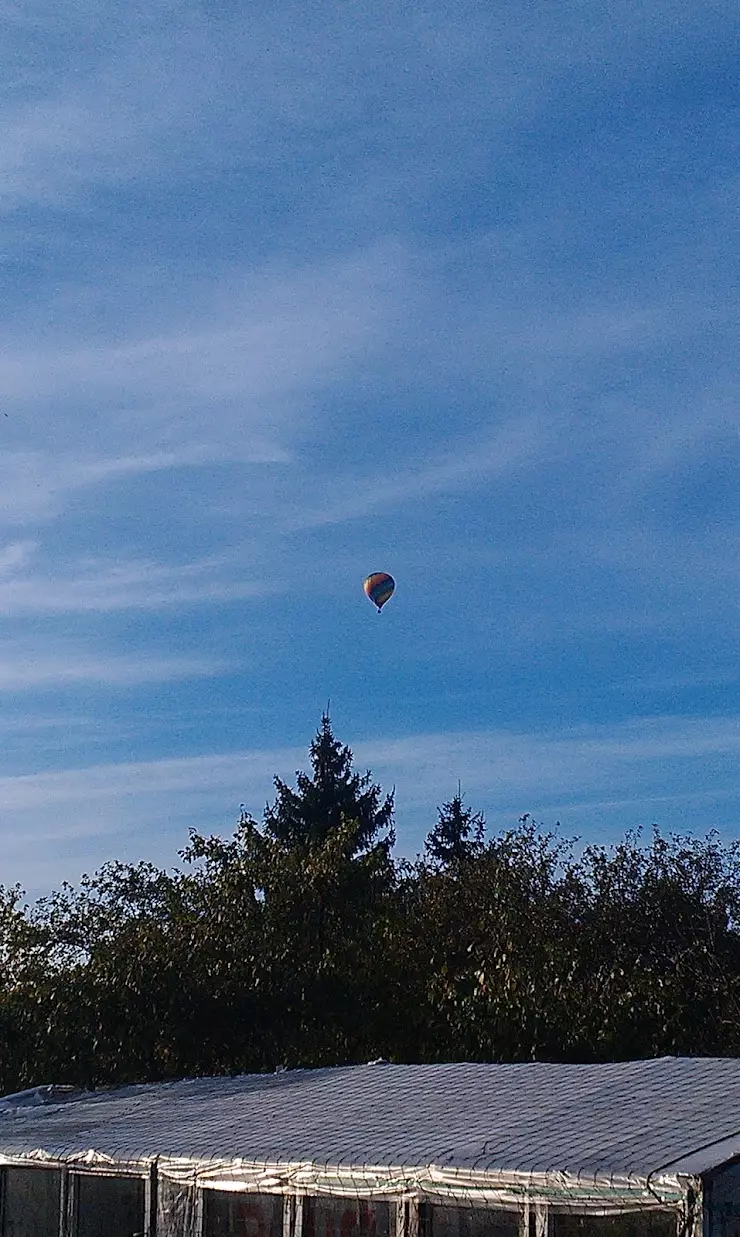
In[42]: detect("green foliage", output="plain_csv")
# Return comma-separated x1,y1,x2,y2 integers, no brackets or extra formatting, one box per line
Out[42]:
3,717,740,1093
567,829,740,1059
424,789,485,865
263,712,394,854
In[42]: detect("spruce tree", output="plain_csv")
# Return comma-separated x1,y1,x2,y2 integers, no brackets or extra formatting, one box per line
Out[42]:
263,713,395,854
425,789,485,865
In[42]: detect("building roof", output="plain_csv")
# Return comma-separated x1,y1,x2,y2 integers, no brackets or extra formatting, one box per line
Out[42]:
1,1059,739,1195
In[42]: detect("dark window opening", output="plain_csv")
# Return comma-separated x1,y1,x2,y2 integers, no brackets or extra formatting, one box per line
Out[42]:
203,1191,284,1237
552,1213,677,1237
426,1205,520,1237
72,1174,145,1237
304,1198,391,1237
1,1166,62,1237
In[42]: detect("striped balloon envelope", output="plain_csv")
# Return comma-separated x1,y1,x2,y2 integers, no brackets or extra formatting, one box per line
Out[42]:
363,572,395,612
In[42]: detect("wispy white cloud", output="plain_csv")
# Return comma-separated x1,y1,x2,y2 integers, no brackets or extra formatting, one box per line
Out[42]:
0,5,227,208
0,549,273,615
0,449,224,523
0,245,407,527
0,749,284,818
287,414,551,530
359,717,740,807
0,252,395,407
0,646,231,690
1,0,738,901
0,748,294,896
0,710,91,733
3,716,740,895
0,540,35,573
2,0,734,213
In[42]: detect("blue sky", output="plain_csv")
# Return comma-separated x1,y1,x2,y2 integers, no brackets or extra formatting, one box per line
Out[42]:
2,0,739,896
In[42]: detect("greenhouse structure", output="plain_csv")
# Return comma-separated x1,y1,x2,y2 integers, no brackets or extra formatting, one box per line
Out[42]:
0,1057,739,1237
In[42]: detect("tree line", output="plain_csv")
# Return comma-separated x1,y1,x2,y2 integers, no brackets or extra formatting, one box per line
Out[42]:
2,714,740,1093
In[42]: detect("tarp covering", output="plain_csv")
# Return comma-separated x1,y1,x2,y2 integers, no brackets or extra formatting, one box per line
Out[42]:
153,1158,685,1209
0,1058,729,1229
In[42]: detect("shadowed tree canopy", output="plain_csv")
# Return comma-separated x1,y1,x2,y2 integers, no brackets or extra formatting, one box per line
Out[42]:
425,790,485,865
5,717,740,1094
263,713,395,855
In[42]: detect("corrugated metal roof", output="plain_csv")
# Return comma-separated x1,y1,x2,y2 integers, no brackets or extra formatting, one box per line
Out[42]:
0,1058,738,1184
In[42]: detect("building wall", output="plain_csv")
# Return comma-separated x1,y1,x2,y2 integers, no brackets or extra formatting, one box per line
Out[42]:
704,1161,740,1237
0,1165,684,1237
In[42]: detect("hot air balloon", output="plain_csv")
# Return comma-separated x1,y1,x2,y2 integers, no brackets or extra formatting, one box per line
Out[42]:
364,572,395,612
